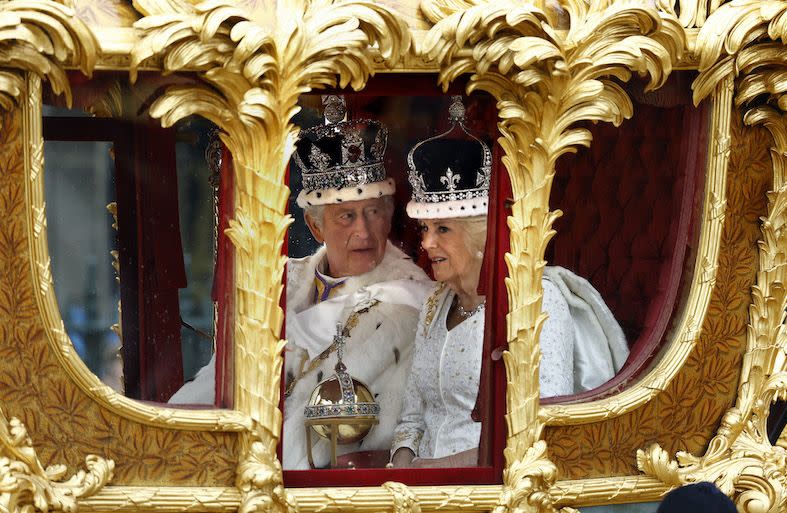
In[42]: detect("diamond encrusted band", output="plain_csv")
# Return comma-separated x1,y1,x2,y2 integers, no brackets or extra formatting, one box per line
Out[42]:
411,187,487,204
301,162,386,192
304,402,381,418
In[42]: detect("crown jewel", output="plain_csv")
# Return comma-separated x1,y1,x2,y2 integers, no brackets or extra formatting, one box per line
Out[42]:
293,96,393,207
323,95,347,124
406,96,492,218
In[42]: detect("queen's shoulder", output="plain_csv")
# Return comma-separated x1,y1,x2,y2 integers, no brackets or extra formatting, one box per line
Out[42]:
287,252,315,271
541,272,572,318
541,276,561,295
425,282,449,301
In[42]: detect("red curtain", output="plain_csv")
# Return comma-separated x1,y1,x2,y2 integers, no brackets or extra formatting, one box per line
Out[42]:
474,134,509,467
124,120,187,402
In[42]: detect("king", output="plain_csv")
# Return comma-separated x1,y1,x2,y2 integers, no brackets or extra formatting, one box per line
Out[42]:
283,96,431,469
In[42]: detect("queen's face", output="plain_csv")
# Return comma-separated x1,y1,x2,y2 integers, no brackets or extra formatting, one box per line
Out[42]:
419,218,476,286
307,197,393,278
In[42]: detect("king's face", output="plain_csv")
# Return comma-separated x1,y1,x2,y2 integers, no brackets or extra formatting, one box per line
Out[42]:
311,197,393,278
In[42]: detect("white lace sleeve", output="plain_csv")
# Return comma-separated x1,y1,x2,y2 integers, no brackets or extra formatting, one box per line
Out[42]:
390,303,431,457
539,279,575,398
390,373,426,456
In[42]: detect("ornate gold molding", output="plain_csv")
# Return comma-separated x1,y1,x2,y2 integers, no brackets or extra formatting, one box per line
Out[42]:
78,487,242,513
692,0,787,109
637,118,787,504
420,1,685,511
0,406,113,513
382,482,421,513
130,0,410,510
77,484,500,513
0,0,97,109
72,475,673,513
286,483,500,513
3,0,774,509
87,25,709,72
74,476,671,513
638,3,787,512
668,0,728,29
550,476,669,508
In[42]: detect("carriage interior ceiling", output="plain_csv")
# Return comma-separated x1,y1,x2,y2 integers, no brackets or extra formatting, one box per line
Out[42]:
0,0,787,512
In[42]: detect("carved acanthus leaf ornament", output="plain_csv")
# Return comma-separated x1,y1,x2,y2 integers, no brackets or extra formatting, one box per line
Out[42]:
0,0,97,110
421,1,684,512
0,3,109,511
637,3,787,512
0,408,114,513
382,482,421,513
130,2,410,511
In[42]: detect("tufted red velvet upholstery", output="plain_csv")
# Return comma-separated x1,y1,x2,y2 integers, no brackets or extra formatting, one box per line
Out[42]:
543,99,708,402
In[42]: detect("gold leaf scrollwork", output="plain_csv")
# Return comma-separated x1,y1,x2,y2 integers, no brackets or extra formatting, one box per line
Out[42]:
382,482,421,513
0,407,114,513
692,0,787,110
421,1,684,511
236,438,297,513
0,0,97,110
638,3,787,512
131,1,410,511
494,440,577,513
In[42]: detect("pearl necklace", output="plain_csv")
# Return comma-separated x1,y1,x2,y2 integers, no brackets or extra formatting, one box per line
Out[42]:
455,297,485,319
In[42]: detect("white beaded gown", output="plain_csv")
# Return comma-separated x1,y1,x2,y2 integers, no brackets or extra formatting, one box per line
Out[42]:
391,280,575,459
391,266,629,460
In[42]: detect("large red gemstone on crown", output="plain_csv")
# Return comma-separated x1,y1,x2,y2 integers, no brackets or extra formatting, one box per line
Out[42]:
347,145,362,163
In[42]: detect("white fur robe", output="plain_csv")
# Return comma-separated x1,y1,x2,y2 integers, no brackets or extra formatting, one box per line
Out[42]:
282,242,430,469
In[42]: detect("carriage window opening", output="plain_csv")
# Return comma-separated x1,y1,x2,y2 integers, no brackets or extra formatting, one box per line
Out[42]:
43,92,220,404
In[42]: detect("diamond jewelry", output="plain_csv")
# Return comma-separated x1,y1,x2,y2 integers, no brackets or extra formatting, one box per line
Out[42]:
406,96,492,206
454,296,484,319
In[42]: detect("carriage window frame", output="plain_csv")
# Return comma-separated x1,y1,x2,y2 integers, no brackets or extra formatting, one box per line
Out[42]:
281,89,507,486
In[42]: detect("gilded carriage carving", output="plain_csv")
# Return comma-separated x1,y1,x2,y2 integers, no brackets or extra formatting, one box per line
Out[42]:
637,3,787,512
0,405,113,513
0,0,786,512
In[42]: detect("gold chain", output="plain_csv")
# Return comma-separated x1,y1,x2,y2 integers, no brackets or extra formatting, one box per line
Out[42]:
284,300,379,398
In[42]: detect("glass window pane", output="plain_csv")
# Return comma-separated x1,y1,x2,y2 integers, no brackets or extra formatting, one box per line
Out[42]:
44,140,122,391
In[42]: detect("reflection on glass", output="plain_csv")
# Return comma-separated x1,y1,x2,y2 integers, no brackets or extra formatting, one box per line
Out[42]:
44,75,219,405
45,140,121,390
175,118,217,389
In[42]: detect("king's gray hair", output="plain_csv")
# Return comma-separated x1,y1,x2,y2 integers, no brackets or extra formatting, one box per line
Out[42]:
303,204,326,229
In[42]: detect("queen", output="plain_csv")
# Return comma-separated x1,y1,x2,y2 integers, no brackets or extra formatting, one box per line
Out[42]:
390,97,630,468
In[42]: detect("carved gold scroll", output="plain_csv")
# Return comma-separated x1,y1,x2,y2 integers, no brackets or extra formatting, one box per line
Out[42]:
0,1,786,512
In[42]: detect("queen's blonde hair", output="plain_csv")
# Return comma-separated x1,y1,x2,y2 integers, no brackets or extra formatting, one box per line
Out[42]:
454,215,488,261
